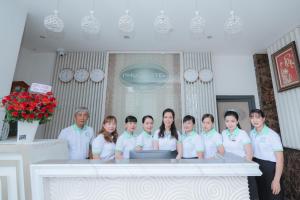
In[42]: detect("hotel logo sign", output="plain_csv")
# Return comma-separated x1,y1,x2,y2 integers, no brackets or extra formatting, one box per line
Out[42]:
120,64,169,88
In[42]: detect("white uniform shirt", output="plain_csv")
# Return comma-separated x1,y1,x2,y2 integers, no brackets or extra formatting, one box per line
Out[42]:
250,125,283,162
115,131,137,159
153,129,181,151
58,124,94,160
92,134,116,160
182,131,204,158
136,131,154,150
222,128,251,158
201,129,223,158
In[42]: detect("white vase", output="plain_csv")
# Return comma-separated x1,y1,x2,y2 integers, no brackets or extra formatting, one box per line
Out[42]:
17,120,39,143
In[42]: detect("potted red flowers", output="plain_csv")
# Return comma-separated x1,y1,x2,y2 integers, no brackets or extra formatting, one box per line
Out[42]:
1,91,57,142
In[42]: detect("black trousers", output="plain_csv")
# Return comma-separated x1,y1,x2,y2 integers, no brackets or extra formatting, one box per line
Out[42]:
253,157,283,200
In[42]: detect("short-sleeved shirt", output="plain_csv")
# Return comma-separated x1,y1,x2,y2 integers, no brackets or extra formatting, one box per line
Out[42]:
58,124,94,160
136,131,154,150
201,128,223,158
115,131,137,159
222,128,251,158
153,130,181,151
250,125,283,162
92,134,116,160
182,131,204,158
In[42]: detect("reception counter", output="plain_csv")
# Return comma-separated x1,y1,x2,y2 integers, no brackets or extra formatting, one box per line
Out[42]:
0,139,68,200
31,153,261,200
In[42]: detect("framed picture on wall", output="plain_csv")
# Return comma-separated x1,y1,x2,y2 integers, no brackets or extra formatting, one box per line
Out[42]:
216,95,255,133
271,41,300,92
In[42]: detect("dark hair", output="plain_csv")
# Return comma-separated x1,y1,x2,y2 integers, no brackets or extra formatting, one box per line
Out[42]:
142,115,154,123
224,110,241,129
201,113,214,123
98,115,118,143
249,109,265,118
183,115,195,124
125,115,137,123
159,108,178,140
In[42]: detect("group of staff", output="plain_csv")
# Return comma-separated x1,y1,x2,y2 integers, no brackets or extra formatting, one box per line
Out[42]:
58,107,284,200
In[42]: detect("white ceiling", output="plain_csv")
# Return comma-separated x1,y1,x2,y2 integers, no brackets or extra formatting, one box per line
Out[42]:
21,0,300,54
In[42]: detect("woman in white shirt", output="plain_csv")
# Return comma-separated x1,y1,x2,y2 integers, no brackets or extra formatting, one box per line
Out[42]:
153,108,183,159
181,115,204,159
136,115,154,151
115,116,138,159
221,110,252,161
92,116,118,160
249,109,283,200
201,114,224,158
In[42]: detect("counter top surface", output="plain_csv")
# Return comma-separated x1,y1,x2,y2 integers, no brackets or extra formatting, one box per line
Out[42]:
31,153,262,176
0,138,64,145
35,153,252,165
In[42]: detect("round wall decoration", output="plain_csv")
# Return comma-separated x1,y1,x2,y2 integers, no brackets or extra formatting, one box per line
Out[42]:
74,69,89,82
199,69,213,82
90,69,105,82
184,68,198,83
58,68,74,82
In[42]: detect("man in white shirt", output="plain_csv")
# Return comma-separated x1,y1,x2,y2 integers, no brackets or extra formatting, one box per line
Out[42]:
58,107,94,160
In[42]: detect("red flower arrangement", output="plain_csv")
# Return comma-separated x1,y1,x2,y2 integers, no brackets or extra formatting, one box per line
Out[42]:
1,91,57,124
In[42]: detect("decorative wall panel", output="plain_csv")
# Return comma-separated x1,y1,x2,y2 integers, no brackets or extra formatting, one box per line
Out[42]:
182,52,218,132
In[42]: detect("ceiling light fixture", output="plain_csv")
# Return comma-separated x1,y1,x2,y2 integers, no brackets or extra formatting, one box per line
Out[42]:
224,10,243,34
81,10,100,35
154,10,172,34
44,9,64,33
190,11,206,35
81,0,100,35
224,0,243,34
118,10,135,34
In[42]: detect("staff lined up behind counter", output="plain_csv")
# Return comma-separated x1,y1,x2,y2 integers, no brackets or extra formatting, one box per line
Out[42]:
58,107,284,200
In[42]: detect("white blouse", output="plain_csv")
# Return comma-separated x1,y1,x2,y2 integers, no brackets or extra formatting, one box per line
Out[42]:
250,125,283,162
201,128,223,159
153,129,181,151
222,128,251,158
182,131,204,158
92,134,116,160
115,131,137,159
136,131,154,150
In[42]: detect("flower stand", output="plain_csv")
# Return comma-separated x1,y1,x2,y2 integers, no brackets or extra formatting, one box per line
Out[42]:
17,120,39,143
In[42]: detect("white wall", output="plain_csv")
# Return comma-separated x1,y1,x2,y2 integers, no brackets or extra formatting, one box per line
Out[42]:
13,48,56,138
213,54,260,107
14,48,56,86
0,1,27,129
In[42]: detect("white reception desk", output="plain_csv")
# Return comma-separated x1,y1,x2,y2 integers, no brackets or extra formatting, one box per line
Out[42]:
0,139,68,200
31,153,261,200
